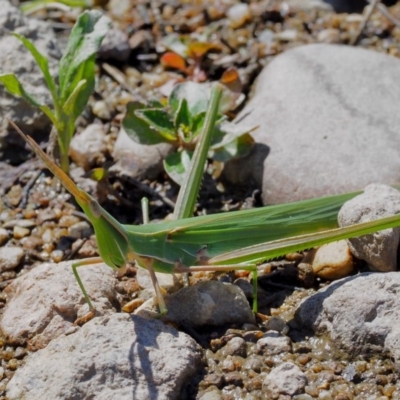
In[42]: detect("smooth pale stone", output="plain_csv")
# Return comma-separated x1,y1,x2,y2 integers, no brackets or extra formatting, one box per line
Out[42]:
338,184,400,272
228,44,400,205
311,240,354,280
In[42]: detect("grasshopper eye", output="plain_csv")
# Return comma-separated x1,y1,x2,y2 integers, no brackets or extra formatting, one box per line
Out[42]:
89,200,102,218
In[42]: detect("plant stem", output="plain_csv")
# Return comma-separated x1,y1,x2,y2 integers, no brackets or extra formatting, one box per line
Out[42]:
59,148,70,175
173,84,222,219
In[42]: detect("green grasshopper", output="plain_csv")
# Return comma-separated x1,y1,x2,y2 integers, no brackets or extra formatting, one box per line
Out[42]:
9,99,400,324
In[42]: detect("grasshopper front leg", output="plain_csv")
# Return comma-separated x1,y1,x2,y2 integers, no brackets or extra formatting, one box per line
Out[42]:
71,257,104,325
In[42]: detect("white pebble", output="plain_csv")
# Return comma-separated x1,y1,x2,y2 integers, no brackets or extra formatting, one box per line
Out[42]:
13,226,30,239
226,3,251,29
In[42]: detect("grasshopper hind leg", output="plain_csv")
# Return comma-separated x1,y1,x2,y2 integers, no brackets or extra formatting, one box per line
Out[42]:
147,263,168,315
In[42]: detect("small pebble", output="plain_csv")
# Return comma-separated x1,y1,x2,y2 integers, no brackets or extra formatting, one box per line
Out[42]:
221,357,236,372
50,250,64,263
13,226,30,239
0,228,9,245
14,347,27,360
203,373,224,388
42,243,54,254
36,209,57,225
121,298,144,313
2,271,16,280
42,228,53,243
221,337,247,358
244,376,263,391
257,331,292,355
317,29,341,43
297,354,312,365
23,208,36,219
0,247,24,272
92,100,111,120
275,29,298,42
8,359,18,371
382,384,396,397
243,357,263,373
3,219,36,229
334,394,351,400
264,316,289,334
243,330,264,343
68,221,93,239
58,215,81,228
2,349,14,361
20,235,43,250
242,323,259,331
226,3,251,29
224,372,243,386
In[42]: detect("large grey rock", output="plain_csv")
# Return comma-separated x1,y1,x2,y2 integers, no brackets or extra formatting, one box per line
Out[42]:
0,0,60,147
0,261,118,349
6,313,202,400
229,44,400,205
295,272,400,370
338,184,400,271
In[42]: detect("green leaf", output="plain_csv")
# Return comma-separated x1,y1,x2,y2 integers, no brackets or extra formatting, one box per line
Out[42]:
210,133,254,162
135,109,177,142
123,102,173,145
0,73,57,124
67,56,95,121
210,121,256,148
163,150,194,186
219,90,245,114
169,82,209,116
0,73,42,107
58,10,110,103
190,112,206,135
161,34,188,58
21,0,90,13
62,78,87,118
174,98,191,130
12,33,58,103
148,99,165,108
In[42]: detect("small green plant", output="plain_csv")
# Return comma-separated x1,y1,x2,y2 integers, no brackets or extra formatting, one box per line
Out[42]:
20,0,91,14
0,10,110,174
122,81,255,185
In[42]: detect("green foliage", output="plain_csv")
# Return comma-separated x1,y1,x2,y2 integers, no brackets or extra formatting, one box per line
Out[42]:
122,82,255,185
20,0,90,14
0,10,110,173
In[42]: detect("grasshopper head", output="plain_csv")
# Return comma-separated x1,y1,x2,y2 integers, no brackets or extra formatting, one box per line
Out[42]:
10,120,132,269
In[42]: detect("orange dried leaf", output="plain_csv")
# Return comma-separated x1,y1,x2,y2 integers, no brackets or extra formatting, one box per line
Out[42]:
221,67,242,93
187,42,221,59
161,52,187,72
221,68,240,84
